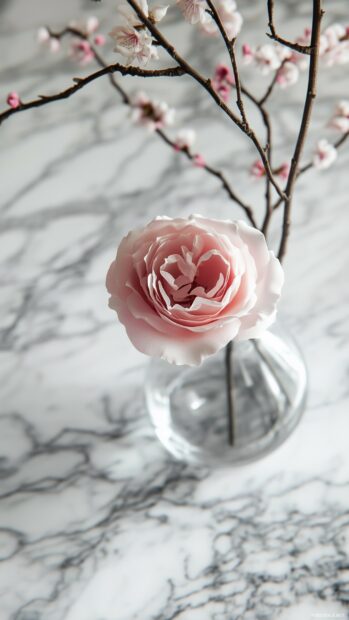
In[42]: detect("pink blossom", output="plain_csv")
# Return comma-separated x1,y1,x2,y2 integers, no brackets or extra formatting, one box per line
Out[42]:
109,25,157,65
276,61,299,88
276,162,290,180
131,92,175,131
175,129,196,150
193,154,206,167
242,43,253,64
215,64,234,84
7,92,21,109
106,215,284,365
70,40,95,65
212,63,235,102
250,160,265,178
94,34,106,46
313,139,337,170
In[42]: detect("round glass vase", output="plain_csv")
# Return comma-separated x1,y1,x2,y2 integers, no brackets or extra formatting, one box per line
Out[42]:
145,322,307,467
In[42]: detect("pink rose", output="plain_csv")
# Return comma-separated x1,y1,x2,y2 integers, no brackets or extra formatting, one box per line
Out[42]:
106,216,284,366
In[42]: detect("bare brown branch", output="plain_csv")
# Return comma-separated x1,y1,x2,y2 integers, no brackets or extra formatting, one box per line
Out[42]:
267,0,312,54
259,59,288,106
206,0,249,128
277,0,324,261
125,0,286,201
0,63,185,125
157,128,257,226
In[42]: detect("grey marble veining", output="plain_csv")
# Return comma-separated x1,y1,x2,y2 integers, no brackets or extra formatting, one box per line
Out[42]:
0,1,349,619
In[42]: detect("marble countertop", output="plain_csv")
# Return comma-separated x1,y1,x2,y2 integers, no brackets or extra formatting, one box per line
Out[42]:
1,1,349,619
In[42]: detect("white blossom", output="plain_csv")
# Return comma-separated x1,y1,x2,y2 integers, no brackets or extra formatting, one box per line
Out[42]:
320,23,349,67
37,27,61,53
119,1,168,26
110,1,167,65
201,0,243,39
131,92,175,131
175,129,196,150
109,25,157,65
176,0,208,25
330,116,349,133
253,45,281,75
313,139,337,170
85,16,99,33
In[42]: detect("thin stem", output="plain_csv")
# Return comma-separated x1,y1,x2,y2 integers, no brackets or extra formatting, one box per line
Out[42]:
240,86,274,235
125,0,286,201
259,60,287,106
225,341,235,447
156,128,257,226
206,0,249,128
267,0,312,54
298,130,349,175
271,130,349,212
277,0,324,262
0,63,185,125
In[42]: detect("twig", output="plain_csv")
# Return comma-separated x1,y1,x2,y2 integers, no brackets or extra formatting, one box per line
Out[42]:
267,0,311,54
272,131,348,212
48,26,131,104
240,86,273,234
206,0,249,129
259,59,287,106
298,130,349,175
0,63,185,125
157,128,257,226
125,0,286,201
277,0,324,261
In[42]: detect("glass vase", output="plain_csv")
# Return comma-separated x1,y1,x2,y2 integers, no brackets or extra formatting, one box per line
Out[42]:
145,322,307,467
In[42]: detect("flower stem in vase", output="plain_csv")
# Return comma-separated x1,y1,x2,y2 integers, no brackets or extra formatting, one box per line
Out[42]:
225,340,235,446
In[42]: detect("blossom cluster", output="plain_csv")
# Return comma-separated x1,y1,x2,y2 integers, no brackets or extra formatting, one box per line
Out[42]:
176,0,242,39
250,99,349,179
243,23,349,89
211,64,235,102
37,16,105,65
131,91,175,131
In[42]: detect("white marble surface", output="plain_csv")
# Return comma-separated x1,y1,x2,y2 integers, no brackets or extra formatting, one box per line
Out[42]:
1,1,349,619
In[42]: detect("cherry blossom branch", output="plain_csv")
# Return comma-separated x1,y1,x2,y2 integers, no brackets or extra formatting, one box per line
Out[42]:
0,25,257,225
205,0,276,232
125,0,286,201
0,63,185,126
47,26,130,104
277,0,324,262
206,0,248,128
269,130,349,207
267,0,312,54
158,130,256,226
